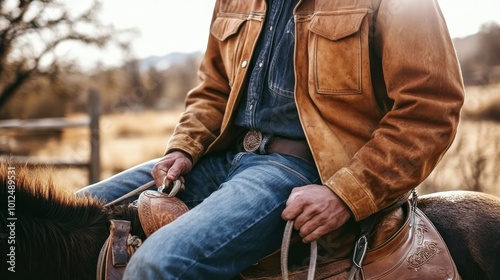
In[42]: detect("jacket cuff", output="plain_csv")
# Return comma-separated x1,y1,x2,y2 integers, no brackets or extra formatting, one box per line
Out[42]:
324,168,378,221
165,134,205,164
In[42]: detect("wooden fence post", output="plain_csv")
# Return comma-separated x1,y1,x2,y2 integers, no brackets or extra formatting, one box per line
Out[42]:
88,89,100,184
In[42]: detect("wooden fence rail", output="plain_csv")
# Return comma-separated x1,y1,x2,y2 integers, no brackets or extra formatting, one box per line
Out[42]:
0,90,100,184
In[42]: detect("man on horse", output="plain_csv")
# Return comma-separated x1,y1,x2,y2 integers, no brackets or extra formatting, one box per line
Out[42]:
77,0,464,279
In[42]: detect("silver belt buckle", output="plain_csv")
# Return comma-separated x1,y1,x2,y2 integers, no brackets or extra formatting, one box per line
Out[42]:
243,130,263,152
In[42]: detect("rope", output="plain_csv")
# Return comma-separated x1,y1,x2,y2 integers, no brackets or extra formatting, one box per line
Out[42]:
104,180,156,208
281,220,318,280
103,179,182,208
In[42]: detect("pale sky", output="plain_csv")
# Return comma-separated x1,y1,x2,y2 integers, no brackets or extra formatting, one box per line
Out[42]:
83,0,500,68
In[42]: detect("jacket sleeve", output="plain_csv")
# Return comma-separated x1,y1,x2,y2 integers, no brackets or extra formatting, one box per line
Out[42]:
164,4,231,164
326,0,465,221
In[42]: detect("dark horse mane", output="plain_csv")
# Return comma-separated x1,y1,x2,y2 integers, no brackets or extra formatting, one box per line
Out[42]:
0,163,144,280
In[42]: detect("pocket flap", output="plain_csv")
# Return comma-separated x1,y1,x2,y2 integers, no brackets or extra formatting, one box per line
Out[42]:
211,16,247,41
308,11,368,41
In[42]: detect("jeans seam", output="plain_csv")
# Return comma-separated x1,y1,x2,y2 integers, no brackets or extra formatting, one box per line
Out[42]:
268,160,313,185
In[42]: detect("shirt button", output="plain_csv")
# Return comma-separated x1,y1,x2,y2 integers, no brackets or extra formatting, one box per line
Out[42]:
270,26,273,31
258,62,263,68
241,60,248,68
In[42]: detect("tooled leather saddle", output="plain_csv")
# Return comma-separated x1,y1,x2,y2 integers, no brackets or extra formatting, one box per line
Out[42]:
97,188,459,280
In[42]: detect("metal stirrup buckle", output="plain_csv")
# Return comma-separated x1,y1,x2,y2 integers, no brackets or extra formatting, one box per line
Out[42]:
243,130,263,152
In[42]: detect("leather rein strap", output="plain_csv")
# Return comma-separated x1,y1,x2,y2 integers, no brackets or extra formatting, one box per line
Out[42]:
96,220,142,280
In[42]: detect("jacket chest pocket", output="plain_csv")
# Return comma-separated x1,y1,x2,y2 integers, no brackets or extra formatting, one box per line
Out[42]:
211,15,248,86
308,10,368,95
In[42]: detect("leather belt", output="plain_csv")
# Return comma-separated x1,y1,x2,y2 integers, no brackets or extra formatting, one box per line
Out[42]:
241,130,314,164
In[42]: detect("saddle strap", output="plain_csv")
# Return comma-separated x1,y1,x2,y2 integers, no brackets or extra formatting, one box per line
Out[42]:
347,191,412,280
97,220,133,280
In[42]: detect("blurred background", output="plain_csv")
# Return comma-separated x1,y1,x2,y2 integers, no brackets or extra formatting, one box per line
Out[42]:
0,0,499,196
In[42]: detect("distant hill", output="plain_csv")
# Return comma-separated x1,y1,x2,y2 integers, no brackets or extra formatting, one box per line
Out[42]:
138,51,203,72
454,34,480,62
453,23,500,85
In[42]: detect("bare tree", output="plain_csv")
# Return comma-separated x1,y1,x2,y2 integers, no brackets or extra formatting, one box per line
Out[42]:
0,0,131,108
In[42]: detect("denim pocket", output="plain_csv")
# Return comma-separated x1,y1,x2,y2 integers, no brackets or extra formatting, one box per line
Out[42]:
268,18,296,98
308,10,368,95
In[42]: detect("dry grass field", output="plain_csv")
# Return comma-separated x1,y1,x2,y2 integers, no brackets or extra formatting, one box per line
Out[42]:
12,84,500,197
420,83,500,196
27,109,183,193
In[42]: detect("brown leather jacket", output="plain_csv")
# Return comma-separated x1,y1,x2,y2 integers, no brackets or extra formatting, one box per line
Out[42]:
166,0,464,221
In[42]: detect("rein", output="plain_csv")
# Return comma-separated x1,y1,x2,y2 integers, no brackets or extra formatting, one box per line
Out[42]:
104,181,155,208
281,220,318,280
104,179,181,208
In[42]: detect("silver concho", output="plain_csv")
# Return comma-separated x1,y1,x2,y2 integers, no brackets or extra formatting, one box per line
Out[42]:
243,130,263,152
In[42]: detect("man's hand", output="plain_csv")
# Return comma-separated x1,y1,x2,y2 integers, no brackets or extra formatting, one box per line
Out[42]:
281,185,352,243
151,151,193,192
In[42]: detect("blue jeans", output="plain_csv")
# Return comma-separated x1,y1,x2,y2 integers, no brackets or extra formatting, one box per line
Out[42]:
76,151,320,279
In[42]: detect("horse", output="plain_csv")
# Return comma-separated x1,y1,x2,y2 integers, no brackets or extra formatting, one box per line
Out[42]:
1,163,500,280
0,164,146,280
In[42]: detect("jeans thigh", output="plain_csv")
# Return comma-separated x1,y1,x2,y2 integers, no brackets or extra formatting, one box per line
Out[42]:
177,151,237,208
124,153,320,279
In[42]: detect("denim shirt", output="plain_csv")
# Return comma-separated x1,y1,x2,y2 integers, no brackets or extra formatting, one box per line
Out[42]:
234,0,304,140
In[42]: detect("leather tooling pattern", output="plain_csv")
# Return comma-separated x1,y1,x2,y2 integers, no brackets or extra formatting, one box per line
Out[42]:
406,220,442,270
414,220,428,245
407,241,443,270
